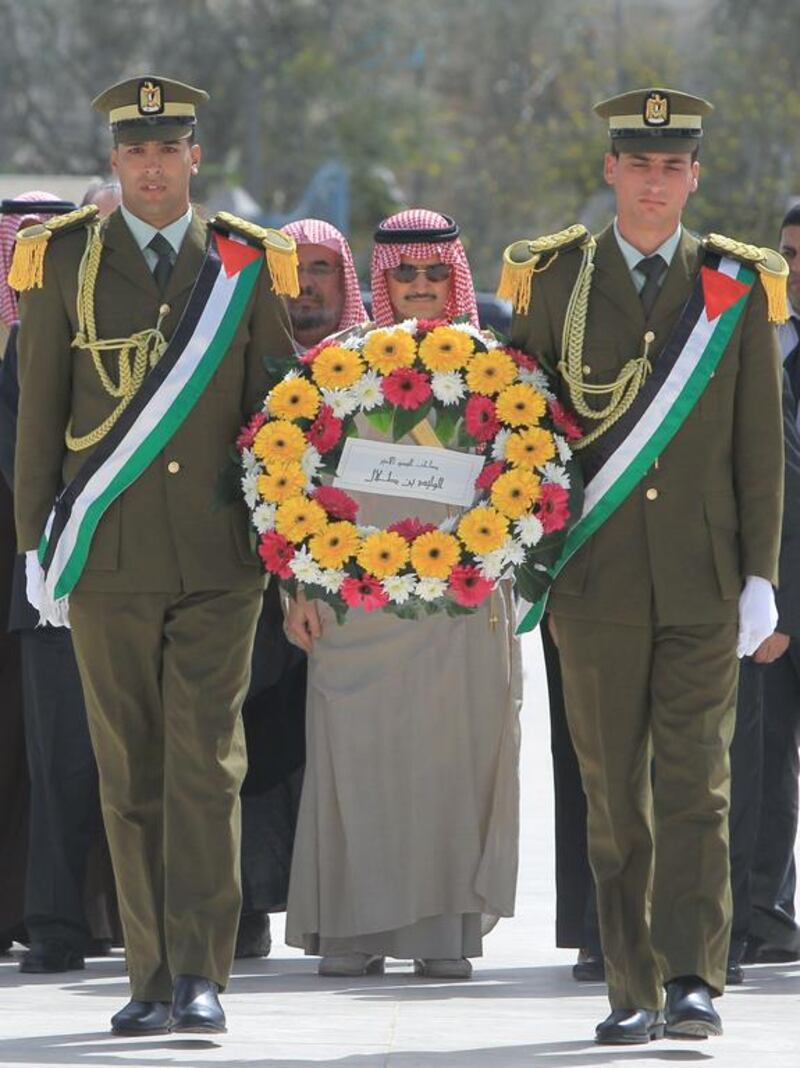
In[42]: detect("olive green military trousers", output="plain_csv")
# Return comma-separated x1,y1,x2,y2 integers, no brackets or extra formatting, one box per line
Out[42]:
553,615,738,1010
69,587,263,1001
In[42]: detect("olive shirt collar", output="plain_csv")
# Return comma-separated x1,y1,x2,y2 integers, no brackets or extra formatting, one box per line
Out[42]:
613,219,682,294
120,204,193,271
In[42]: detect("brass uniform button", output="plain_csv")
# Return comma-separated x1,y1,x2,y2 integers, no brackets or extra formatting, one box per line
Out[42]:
167,460,181,475
645,487,658,501
582,364,592,375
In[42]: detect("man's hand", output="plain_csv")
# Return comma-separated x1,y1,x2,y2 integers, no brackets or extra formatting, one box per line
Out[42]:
737,576,778,658
752,631,791,664
284,591,322,653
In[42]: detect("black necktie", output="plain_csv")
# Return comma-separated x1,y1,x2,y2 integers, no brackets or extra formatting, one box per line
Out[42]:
636,254,667,316
148,232,173,294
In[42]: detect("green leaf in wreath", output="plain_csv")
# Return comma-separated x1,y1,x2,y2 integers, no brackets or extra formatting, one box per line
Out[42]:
444,599,478,618
433,407,460,446
513,559,552,605
392,397,433,442
365,406,394,435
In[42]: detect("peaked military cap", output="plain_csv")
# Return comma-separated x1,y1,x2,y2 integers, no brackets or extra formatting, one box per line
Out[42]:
594,87,713,154
92,76,209,143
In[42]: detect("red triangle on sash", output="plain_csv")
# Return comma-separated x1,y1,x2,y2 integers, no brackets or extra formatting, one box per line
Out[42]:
214,231,262,277
700,265,751,321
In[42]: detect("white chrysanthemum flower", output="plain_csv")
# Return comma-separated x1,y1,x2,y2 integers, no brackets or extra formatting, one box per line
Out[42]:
382,573,417,604
252,502,277,534
492,427,512,461
356,524,381,538
290,546,324,584
351,369,384,410
438,515,459,534
415,576,447,602
394,318,417,334
516,514,544,547
450,321,495,348
241,470,260,509
283,368,300,381
518,366,554,398
554,434,572,464
301,445,322,478
241,447,259,474
340,333,364,351
317,568,345,594
503,537,527,567
431,371,466,406
475,547,508,580
322,388,359,418
540,461,570,488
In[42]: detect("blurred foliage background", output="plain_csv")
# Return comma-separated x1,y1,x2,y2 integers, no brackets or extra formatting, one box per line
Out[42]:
1,0,798,287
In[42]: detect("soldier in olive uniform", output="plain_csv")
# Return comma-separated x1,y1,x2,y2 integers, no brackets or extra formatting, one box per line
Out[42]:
505,89,785,1043
13,77,296,1035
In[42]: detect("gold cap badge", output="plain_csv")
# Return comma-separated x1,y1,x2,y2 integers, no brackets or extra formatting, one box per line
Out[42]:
643,91,669,126
138,79,164,116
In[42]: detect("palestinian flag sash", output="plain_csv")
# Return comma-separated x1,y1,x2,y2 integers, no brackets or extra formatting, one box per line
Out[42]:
38,230,264,605
517,252,756,634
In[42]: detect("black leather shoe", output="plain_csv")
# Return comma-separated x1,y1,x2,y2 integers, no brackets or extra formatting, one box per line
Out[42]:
573,948,605,982
171,974,226,1034
595,1009,665,1044
726,960,744,985
110,1000,172,1036
665,977,722,1038
235,911,271,959
19,940,84,974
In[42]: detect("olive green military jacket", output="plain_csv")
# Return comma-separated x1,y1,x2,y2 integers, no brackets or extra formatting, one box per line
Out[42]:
14,209,294,594
511,224,784,626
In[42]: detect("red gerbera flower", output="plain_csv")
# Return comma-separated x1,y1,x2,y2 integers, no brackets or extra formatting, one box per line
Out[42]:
340,574,389,612
548,399,582,442
537,483,570,533
416,317,449,333
258,531,295,578
464,395,500,442
236,410,267,452
307,405,343,453
503,346,539,373
313,485,359,522
381,367,432,410
387,517,438,542
475,461,505,492
298,338,335,365
448,564,494,607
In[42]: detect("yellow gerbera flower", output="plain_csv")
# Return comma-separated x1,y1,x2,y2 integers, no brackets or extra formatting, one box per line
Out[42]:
457,506,510,555
257,462,307,503
252,420,307,465
465,350,518,396
309,521,361,569
491,468,541,519
410,530,461,579
418,326,474,372
505,426,556,468
362,329,417,374
357,530,410,578
267,377,321,421
495,383,547,427
311,346,366,391
274,496,328,542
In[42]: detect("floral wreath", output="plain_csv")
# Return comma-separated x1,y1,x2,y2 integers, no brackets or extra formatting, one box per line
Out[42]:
236,317,584,621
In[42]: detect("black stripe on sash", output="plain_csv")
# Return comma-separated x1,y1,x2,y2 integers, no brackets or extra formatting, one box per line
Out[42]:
43,238,223,571
581,254,717,483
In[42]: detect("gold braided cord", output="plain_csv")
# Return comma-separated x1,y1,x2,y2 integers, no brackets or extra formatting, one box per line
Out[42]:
65,224,167,452
557,238,652,451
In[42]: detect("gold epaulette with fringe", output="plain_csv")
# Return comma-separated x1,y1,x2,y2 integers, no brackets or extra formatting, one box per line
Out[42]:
497,223,592,315
705,232,789,324
8,204,100,292
211,211,299,298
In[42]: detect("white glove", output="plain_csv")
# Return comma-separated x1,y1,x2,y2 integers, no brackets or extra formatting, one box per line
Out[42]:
25,550,70,628
737,575,777,658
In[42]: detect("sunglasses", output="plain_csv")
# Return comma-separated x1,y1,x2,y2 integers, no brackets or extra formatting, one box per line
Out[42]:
388,263,453,284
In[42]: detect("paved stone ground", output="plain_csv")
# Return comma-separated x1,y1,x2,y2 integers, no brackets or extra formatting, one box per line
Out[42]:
1,632,798,1067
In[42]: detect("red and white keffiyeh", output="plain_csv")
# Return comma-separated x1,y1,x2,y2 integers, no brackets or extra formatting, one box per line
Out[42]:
370,208,479,328
280,217,367,330
0,190,63,327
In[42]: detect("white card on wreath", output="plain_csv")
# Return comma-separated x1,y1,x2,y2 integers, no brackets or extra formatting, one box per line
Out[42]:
332,438,485,508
